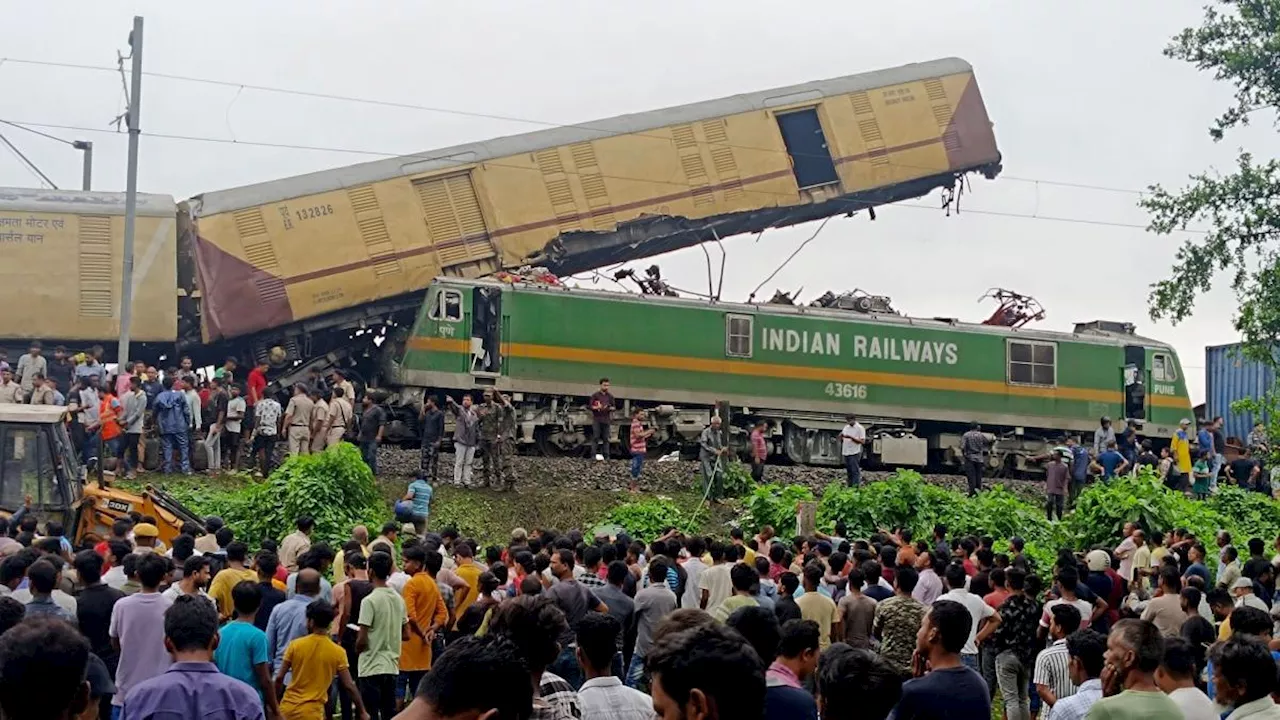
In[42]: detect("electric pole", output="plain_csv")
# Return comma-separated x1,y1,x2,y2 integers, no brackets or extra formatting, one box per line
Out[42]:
73,140,92,190
117,16,143,372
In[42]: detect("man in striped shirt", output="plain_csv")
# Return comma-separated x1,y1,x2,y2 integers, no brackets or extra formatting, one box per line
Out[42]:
1047,629,1106,720
1035,604,1082,720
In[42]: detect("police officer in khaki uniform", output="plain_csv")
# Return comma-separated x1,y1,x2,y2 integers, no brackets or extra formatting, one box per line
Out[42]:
326,386,353,448
283,383,314,456
308,386,329,453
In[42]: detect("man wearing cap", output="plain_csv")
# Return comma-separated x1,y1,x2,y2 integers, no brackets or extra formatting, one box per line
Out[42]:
1092,416,1115,457
133,524,161,555
1170,419,1194,490
1231,577,1269,612
1083,550,1115,633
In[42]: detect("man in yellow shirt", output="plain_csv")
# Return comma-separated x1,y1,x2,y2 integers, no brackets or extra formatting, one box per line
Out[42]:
331,525,370,583
730,528,757,565
276,599,367,720
1171,419,1194,486
209,542,259,621
795,563,841,650
451,542,483,628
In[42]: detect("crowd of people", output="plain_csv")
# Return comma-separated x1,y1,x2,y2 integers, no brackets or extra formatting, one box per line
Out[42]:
3,477,1280,720
0,342,385,480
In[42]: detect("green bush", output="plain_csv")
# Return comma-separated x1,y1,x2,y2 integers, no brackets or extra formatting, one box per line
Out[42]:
605,498,687,541
163,443,386,547
1205,486,1280,541
1060,473,1229,552
818,471,960,539
720,461,756,498
740,483,815,535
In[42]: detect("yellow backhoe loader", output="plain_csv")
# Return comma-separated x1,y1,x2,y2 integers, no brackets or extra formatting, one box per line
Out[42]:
0,405,203,545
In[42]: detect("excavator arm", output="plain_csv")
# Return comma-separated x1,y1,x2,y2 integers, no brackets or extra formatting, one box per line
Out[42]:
74,482,206,547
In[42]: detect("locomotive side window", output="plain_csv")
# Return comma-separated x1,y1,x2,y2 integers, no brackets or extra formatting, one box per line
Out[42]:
1153,353,1176,382
726,314,754,358
1007,339,1056,387
428,289,463,322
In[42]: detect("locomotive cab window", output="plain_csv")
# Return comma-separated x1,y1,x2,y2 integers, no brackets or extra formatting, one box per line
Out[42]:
725,314,754,358
428,289,463,322
1153,353,1177,382
1007,340,1056,387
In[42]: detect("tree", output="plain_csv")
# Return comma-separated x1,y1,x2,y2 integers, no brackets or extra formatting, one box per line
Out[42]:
1143,0,1280,453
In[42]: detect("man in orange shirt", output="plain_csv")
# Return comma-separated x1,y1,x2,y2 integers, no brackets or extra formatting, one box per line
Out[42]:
399,545,448,705
96,390,124,473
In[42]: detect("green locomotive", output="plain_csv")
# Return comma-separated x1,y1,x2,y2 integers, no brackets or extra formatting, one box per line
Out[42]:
384,277,1193,473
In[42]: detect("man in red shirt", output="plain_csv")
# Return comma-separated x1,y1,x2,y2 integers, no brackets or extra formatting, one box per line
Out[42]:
245,360,268,440
750,420,769,483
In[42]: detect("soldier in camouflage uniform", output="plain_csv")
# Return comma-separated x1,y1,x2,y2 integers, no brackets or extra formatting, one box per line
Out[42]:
477,390,502,487
496,393,518,490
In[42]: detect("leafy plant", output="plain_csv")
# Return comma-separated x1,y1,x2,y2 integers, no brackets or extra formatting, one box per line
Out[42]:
818,470,965,539
604,498,687,542
160,443,386,547
740,483,814,536
720,461,756,499
1060,472,1229,554
1206,486,1280,541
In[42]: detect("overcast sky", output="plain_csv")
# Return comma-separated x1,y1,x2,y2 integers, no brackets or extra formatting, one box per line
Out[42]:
0,1,1265,405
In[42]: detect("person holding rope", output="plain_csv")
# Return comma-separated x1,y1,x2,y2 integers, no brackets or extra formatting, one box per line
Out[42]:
699,415,731,502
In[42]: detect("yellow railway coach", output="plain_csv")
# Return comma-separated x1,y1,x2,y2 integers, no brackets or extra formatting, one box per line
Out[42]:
192,56,1001,346
0,188,179,345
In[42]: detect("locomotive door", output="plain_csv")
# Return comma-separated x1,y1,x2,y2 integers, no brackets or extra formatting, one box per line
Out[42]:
469,286,503,377
1123,345,1147,421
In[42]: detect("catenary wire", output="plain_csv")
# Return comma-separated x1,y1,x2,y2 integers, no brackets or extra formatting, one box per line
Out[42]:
0,117,1207,236
0,118,76,146
0,131,57,188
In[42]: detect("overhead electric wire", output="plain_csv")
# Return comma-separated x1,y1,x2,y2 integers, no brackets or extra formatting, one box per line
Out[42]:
0,55,1155,199
1,117,1207,237
0,118,76,146
748,217,834,302
0,131,57,188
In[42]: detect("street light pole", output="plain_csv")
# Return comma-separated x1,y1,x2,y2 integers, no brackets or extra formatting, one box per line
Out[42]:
73,140,92,191
117,16,143,373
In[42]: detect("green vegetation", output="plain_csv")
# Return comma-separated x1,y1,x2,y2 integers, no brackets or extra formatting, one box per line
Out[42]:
1144,2,1280,457
740,483,815,535
141,455,1280,583
131,444,385,548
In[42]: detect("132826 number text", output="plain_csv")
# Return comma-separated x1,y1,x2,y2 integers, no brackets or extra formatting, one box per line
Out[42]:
296,204,334,221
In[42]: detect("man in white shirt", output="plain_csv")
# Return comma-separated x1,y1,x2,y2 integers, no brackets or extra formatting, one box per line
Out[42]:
577,613,655,719
1154,636,1217,720
1113,522,1138,583
1035,604,1082,720
680,537,709,611
840,415,866,487
698,544,732,612
936,564,999,673
161,556,215,606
